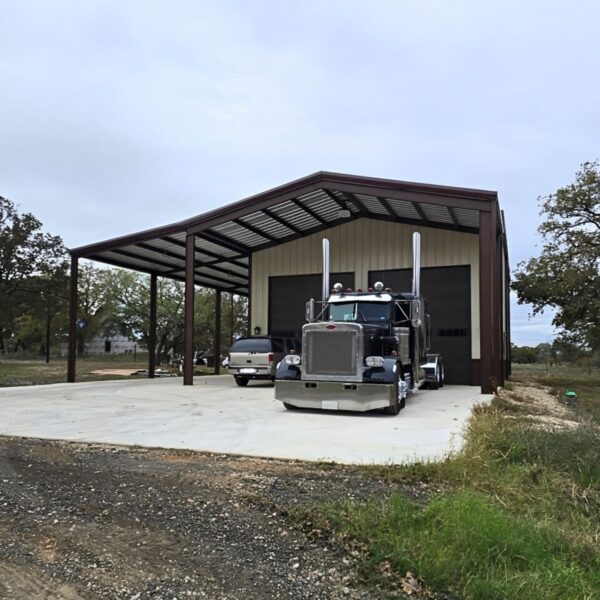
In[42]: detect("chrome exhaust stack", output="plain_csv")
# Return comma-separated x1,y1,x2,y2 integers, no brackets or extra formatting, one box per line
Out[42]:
322,238,330,302
411,232,422,327
411,232,421,297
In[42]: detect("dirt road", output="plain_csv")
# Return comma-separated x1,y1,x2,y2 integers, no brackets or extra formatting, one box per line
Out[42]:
0,436,408,599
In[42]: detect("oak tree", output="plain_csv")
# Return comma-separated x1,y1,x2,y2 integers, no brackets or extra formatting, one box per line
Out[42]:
512,161,600,351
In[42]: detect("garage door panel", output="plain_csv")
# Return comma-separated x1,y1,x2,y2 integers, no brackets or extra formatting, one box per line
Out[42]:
369,266,471,384
269,272,355,340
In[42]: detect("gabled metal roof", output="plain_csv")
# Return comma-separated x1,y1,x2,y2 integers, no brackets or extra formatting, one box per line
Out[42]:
71,171,499,295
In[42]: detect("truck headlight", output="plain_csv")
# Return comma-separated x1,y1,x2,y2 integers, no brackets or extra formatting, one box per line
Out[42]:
284,354,301,366
365,356,384,368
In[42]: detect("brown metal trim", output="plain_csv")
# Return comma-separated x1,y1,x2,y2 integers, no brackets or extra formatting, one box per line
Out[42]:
479,210,494,393
505,243,512,378
67,255,78,383
148,273,157,378
492,210,502,385
214,290,222,375
183,233,195,385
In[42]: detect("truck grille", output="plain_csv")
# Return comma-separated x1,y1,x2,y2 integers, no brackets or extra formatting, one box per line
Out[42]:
302,324,362,381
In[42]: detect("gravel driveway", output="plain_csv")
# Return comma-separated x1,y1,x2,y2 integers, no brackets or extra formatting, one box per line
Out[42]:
0,436,419,599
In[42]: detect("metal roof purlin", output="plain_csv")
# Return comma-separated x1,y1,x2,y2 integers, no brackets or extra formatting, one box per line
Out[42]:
69,171,498,295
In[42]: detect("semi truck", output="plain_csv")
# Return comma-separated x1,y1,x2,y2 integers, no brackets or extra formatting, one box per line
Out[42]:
274,232,444,415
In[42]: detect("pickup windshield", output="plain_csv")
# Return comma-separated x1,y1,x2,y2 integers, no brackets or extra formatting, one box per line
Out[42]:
329,302,389,323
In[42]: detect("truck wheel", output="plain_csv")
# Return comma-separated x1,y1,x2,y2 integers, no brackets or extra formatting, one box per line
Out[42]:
283,402,300,411
234,377,249,387
429,360,444,390
384,373,403,415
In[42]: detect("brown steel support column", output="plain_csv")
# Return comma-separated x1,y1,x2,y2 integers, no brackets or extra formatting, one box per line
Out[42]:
148,273,157,379
214,289,222,375
247,254,252,336
491,208,501,386
479,210,497,393
183,233,195,385
67,255,79,382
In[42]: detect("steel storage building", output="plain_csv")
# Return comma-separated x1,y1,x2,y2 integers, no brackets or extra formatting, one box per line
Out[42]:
68,172,510,393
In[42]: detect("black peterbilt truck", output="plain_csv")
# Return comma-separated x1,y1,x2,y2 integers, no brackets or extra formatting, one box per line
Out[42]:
274,232,444,415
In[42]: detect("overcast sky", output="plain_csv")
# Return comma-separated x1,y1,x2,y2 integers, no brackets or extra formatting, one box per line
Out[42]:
1,1,599,346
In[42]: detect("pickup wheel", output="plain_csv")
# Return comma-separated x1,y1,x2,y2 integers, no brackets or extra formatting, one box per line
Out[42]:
234,377,249,387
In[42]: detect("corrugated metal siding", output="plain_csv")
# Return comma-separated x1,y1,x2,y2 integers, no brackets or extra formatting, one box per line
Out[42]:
251,218,481,358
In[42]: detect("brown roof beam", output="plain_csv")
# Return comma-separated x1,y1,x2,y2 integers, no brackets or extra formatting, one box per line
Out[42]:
232,218,278,243
291,198,328,226
160,236,248,270
137,242,186,264
321,188,346,210
447,206,460,229
362,213,478,235
412,202,429,224
377,197,396,217
262,208,303,234
197,230,252,256
342,191,370,218
325,180,493,212
111,248,177,271
87,254,161,276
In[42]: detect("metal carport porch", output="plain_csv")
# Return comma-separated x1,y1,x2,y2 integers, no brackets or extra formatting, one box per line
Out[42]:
68,171,508,393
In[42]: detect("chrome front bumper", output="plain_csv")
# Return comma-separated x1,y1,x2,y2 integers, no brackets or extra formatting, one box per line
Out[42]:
274,379,395,412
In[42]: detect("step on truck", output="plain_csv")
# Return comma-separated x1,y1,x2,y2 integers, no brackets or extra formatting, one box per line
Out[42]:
274,232,444,415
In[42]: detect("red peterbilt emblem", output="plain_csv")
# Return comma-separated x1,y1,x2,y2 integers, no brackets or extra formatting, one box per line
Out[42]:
326,325,336,330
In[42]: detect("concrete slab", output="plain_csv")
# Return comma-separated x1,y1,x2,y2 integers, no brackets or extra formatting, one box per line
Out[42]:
0,376,492,465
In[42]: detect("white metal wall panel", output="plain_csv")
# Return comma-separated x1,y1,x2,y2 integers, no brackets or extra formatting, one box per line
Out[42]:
251,218,481,358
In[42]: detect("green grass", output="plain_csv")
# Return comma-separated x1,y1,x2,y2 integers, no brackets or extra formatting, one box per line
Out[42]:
0,355,215,386
313,491,597,599
294,372,600,599
512,364,600,424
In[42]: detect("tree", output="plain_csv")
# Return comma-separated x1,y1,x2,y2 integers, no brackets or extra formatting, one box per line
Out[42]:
0,197,67,352
512,161,600,352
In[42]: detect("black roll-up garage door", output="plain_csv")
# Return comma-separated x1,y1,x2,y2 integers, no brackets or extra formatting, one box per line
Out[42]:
269,272,355,340
369,266,471,384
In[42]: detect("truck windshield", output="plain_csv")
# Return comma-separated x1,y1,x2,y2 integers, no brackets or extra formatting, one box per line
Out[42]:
329,302,389,323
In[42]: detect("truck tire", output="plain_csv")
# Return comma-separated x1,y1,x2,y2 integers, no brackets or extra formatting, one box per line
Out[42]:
383,372,404,415
429,359,444,390
283,402,300,411
234,376,249,387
